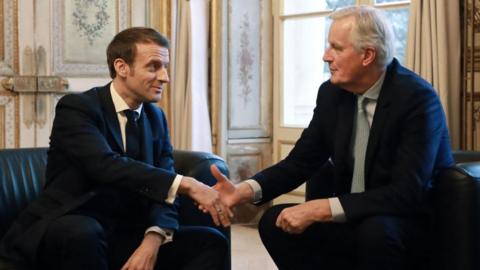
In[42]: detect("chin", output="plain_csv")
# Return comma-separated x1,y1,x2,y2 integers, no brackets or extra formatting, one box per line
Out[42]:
147,95,162,103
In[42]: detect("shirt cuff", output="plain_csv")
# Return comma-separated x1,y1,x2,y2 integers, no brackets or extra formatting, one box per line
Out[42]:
244,179,262,203
328,197,347,222
145,226,174,244
165,174,182,204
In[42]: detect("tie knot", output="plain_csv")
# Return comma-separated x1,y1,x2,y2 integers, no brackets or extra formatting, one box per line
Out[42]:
124,110,139,122
357,96,368,112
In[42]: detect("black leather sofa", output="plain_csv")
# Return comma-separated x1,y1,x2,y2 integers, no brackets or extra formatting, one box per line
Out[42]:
0,148,231,270
306,151,480,270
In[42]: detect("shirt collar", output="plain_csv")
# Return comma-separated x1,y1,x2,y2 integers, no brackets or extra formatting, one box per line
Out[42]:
110,83,143,115
361,71,386,101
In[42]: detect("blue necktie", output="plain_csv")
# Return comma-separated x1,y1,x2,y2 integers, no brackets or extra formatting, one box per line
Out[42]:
124,110,140,160
351,96,369,193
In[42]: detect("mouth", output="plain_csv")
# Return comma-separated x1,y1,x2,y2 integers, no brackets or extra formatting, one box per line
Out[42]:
152,87,163,94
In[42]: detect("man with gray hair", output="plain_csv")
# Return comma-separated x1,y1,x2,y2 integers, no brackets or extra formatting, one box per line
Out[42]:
212,5,453,270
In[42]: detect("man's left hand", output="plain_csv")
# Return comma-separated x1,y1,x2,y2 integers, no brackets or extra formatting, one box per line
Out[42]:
121,232,163,270
276,199,333,234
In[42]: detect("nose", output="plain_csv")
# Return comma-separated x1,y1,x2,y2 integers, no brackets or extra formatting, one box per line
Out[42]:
157,67,170,83
323,47,332,63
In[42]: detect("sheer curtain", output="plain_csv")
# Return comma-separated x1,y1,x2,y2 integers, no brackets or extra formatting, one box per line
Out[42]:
405,0,461,149
170,0,212,152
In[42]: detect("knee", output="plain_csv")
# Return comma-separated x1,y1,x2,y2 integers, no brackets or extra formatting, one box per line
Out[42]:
259,205,282,236
192,227,229,256
207,228,229,255
356,216,406,255
46,215,106,249
258,204,295,241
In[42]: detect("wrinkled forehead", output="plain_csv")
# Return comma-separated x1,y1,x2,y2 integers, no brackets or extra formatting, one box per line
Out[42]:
157,46,170,59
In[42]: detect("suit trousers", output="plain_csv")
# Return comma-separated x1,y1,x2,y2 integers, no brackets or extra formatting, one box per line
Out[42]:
258,204,427,270
37,214,228,270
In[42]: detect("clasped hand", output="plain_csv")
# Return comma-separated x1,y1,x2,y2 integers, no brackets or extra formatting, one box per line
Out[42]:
182,176,233,227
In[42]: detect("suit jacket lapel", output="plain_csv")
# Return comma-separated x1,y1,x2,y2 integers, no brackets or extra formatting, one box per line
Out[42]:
365,72,394,179
99,84,124,152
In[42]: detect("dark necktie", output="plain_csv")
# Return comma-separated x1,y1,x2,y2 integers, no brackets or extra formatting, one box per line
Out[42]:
351,96,369,193
124,109,140,160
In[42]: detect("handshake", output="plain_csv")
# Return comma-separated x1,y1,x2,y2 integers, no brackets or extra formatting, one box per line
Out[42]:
177,164,251,228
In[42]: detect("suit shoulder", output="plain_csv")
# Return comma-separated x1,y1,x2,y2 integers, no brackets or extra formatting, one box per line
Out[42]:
389,62,435,95
144,103,168,125
58,85,107,106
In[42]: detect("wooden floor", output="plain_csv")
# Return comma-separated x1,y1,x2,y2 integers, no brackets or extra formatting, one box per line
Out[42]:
231,224,277,270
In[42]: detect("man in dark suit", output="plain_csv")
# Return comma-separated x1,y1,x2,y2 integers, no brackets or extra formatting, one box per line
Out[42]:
0,27,230,270
212,5,454,270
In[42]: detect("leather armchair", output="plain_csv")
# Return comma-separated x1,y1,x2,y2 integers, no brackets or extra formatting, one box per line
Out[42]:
305,151,480,270
0,147,231,270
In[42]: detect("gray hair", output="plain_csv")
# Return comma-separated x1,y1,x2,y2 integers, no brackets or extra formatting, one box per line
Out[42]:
330,5,395,68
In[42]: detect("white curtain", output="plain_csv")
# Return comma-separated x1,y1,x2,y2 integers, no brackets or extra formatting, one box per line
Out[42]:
170,0,212,152
405,0,461,149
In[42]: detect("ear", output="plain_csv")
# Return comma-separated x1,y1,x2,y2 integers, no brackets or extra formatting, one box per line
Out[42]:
113,58,129,78
362,47,376,66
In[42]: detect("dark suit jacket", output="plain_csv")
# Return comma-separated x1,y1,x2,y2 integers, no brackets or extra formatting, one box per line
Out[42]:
253,59,454,220
0,83,179,264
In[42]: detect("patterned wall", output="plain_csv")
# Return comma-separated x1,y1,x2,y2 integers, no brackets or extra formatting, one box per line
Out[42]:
462,0,480,150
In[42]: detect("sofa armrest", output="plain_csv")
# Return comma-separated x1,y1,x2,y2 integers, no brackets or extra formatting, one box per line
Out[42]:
172,149,230,228
432,162,480,270
453,150,480,163
173,150,231,270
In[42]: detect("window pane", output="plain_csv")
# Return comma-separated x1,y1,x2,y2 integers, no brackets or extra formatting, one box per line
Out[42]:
383,8,409,64
283,0,354,15
282,17,331,126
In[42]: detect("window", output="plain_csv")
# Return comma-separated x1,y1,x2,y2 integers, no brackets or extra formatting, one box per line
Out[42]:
278,0,411,127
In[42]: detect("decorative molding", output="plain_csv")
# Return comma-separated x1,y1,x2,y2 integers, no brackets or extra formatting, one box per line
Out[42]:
0,0,18,75
276,139,296,162
0,93,18,148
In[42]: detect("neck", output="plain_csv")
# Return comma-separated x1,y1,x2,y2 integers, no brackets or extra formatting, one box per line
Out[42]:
112,79,141,109
347,66,385,95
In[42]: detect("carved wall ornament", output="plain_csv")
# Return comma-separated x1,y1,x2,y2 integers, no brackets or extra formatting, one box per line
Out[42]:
22,46,35,75
237,13,254,108
72,0,111,45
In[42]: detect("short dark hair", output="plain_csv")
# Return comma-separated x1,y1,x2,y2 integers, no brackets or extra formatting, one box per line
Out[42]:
106,27,170,78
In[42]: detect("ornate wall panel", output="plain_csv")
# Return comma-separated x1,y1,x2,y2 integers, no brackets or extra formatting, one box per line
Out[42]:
462,0,480,149
227,141,272,223
52,0,130,76
227,0,271,139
